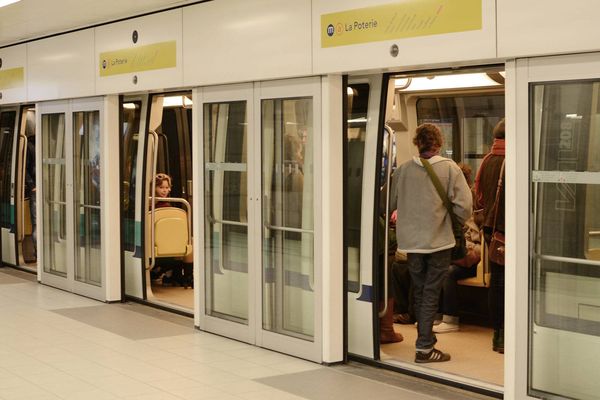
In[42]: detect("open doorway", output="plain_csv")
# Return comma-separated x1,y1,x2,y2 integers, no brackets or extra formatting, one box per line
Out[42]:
345,67,505,394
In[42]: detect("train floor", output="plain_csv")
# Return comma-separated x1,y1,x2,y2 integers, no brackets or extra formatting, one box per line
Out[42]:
0,267,493,400
382,323,504,386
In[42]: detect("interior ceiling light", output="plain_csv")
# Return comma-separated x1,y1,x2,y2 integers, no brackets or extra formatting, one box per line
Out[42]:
395,72,504,92
0,0,21,8
163,95,193,107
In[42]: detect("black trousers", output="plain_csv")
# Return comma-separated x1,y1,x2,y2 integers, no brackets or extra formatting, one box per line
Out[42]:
489,260,505,330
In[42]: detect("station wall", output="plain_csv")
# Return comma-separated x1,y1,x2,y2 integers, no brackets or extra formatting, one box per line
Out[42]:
2,0,600,105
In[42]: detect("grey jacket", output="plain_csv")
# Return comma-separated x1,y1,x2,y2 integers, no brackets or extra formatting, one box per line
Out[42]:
390,156,472,253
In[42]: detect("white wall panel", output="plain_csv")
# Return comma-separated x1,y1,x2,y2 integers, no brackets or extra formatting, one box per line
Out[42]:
183,0,312,86
498,0,600,58
313,0,496,74
0,45,27,104
95,9,182,94
27,30,95,101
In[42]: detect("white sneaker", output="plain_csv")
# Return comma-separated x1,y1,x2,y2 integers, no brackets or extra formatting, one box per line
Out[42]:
414,319,443,327
433,322,459,333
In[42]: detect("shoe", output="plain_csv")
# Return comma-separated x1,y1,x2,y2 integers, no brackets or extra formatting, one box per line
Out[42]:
493,329,504,353
393,313,413,324
415,348,451,363
433,321,459,333
414,319,442,327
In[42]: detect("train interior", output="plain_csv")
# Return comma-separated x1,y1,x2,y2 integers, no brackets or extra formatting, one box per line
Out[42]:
121,92,194,312
0,105,37,273
347,67,506,390
17,106,37,269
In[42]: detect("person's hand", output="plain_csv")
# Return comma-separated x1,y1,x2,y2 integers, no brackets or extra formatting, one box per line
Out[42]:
390,209,397,224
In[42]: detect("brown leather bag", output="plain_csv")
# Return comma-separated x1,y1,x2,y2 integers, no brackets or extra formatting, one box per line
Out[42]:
489,231,505,265
489,160,506,266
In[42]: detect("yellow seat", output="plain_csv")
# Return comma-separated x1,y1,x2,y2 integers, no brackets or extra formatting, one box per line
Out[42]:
146,207,192,259
458,232,490,288
23,199,32,236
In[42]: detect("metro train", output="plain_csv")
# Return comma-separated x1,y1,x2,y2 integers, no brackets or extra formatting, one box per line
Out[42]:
1,1,600,399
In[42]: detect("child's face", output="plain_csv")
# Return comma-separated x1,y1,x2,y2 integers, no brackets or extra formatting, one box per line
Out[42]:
156,180,171,198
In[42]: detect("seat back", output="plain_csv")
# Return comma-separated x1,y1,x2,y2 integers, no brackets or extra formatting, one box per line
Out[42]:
23,199,32,236
146,207,192,258
457,231,491,288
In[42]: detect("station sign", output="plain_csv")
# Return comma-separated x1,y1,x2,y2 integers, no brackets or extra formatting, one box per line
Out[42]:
321,0,482,48
0,67,24,89
99,41,176,77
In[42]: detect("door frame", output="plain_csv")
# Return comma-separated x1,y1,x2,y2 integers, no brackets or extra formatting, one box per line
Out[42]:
506,52,600,400
38,96,120,301
195,77,324,362
196,82,257,344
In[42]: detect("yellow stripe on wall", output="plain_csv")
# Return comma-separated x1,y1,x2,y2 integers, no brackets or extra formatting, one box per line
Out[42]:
0,67,25,90
321,0,482,48
99,41,176,77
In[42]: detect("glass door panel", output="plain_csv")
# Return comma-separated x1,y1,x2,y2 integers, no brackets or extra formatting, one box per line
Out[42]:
40,98,106,301
529,79,600,399
73,111,101,286
0,110,16,264
204,101,249,323
42,113,67,277
261,97,315,340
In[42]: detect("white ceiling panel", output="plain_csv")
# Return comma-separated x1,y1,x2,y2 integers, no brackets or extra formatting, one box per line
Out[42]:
0,0,195,47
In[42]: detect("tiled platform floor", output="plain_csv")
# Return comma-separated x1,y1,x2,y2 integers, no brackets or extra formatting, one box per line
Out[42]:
0,267,493,400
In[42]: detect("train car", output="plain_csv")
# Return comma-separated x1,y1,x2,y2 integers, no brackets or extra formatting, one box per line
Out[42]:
1,0,600,398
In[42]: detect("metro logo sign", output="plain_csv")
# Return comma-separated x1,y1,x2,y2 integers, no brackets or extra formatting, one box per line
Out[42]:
321,0,482,48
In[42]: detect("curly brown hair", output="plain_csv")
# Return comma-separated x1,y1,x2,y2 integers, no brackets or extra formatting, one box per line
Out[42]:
154,173,172,188
412,123,443,153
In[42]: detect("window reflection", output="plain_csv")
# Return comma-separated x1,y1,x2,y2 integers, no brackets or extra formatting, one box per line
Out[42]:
204,101,249,323
73,111,101,286
262,97,314,340
42,113,67,276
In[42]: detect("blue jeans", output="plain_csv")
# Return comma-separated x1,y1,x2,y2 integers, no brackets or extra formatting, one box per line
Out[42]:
407,249,451,351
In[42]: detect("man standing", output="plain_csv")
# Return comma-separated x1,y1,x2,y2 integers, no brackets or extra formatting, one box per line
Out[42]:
390,123,472,363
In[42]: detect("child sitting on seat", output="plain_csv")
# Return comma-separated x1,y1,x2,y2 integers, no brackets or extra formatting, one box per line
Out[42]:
154,173,172,208
150,173,189,286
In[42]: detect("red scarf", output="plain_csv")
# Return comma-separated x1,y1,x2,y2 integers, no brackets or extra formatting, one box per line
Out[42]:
474,139,505,207
490,138,505,156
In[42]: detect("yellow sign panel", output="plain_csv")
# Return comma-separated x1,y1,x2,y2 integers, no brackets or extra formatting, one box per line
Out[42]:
321,0,482,48
99,41,176,77
0,67,25,90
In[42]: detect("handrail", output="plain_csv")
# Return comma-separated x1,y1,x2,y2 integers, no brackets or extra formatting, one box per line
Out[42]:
379,125,394,318
19,134,27,241
148,130,159,271
208,215,248,227
264,224,314,234
536,253,600,267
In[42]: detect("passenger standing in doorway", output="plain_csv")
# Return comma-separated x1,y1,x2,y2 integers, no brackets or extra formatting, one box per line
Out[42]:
25,136,36,260
474,118,506,353
390,123,472,363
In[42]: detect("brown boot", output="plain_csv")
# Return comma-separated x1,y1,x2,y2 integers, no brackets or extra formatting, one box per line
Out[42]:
380,298,404,344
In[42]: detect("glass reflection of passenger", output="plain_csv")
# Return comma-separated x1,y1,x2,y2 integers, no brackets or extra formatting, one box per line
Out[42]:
283,133,304,231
